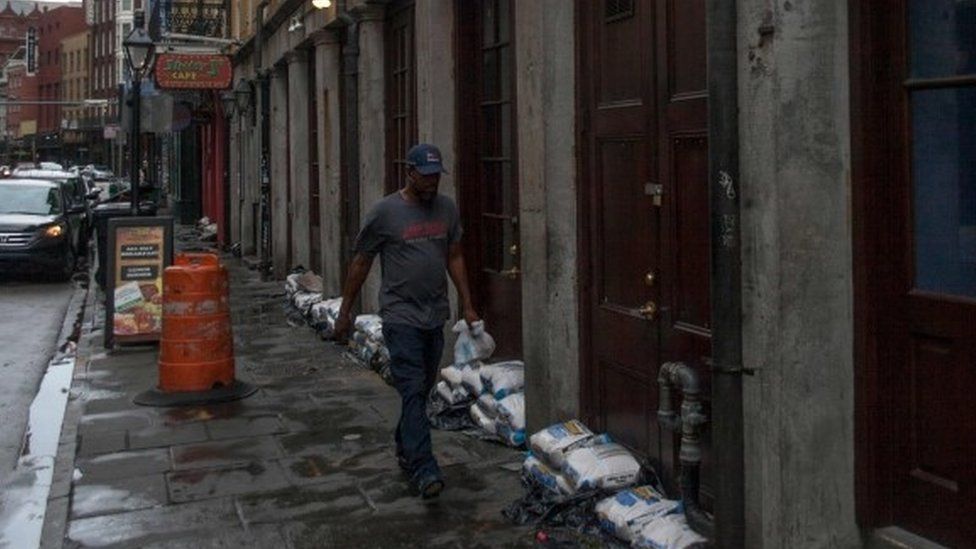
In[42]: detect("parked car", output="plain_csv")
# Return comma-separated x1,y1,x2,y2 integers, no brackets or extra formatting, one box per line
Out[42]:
12,169,96,246
39,161,65,171
0,179,85,280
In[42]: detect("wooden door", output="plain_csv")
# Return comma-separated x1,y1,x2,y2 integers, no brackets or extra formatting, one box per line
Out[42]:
457,0,522,359
579,0,710,490
385,1,416,193
308,55,321,273
853,2,976,546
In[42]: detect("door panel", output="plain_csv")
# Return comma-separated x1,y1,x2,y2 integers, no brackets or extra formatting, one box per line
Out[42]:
581,0,710,492
457,0,522,359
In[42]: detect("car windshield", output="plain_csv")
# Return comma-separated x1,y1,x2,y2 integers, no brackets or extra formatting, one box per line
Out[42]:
0,185,62,215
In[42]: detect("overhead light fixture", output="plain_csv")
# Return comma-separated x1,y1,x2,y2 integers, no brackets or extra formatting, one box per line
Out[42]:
312,0,331,8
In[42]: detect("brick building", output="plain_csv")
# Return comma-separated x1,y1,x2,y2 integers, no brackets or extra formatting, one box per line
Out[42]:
35,4,85,161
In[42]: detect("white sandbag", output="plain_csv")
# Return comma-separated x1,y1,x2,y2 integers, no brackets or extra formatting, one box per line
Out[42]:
469,401,497,434
453,319,496,365
632,514,708,549
311,297,342,324
522,454,575,496
477,394,500,417
563,442,642,492
293,291,323,315
480,360,524,399
355,314,384,341
460,362,485,396
529,420,598,470
595,486,680,542
496,392,525,431
496,423,526,447
285,273,302,296
435,381,468,405
440,363,468,387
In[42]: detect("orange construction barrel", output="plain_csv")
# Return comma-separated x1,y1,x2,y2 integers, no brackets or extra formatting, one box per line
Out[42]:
134,252,255,406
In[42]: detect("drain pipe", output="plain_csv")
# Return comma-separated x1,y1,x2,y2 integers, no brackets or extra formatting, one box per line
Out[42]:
657,361,714,539
707,0,746,546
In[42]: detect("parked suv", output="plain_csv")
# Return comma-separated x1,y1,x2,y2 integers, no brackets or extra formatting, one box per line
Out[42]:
0,179,85,280
13,169,97,243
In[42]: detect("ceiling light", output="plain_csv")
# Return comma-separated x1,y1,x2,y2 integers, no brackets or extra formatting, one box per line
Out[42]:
312,0,331,8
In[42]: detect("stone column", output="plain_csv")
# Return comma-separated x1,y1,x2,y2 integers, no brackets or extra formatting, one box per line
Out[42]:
228,108,241,246
315,31,344,296
414,0,456,199
357,4,386,312
287,50,312,271
270,64,290,277
515,0,580,431
737,1,857,547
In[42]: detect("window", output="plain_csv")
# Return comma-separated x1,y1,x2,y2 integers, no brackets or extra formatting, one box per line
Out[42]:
122,0,131,10
385,3,417,192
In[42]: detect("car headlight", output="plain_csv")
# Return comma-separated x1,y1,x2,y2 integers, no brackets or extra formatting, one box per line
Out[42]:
43,223,65,238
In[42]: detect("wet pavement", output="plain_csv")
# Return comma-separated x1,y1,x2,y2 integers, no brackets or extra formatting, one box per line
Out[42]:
46,254,536,548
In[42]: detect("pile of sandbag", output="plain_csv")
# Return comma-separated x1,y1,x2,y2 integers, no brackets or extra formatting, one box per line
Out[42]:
346,314,392,382
517,420,707,548
430,320,527,447
285,270,325,317
309,297,342,339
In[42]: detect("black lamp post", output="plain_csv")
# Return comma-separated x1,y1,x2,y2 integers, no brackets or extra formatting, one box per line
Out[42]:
123,11,155,216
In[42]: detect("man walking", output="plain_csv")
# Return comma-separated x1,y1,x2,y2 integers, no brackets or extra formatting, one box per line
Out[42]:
334,143,479,498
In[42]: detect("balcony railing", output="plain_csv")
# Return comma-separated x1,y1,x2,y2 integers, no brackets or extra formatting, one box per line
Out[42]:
158,0,229,39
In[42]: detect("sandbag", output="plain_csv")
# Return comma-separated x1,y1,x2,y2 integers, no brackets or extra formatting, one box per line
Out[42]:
440,363,472,387
529,420,599,470
480,360,524,399
522,454,575,496
477,394,500,418
460,362,485,396
435,381,468,405
595,485,681,542
469,401,497,434
496,423,526,447
293,291,323,316
632,513,708,549
563,442,642,492
355,314,384,341
453,319,496,365
496,392,525,431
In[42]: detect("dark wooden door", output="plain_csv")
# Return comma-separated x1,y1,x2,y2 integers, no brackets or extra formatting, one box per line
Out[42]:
854,2,976,546
579,0,710,490
456,0,522,359
308,55,321,273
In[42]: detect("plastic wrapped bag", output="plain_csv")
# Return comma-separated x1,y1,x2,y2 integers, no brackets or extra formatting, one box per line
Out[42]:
529,420,599,470
440,363,471,387
632,513,708,549
496,392,525,431
595,486,680,542
469,401,497,434
477,394,500,417
453,319,496,365
355,314,384,341
310,297,342,338
563,442,642,492
293,291,323,316
480,360,524,399
522,454,575,496
460,362,485,396
496,423,526,447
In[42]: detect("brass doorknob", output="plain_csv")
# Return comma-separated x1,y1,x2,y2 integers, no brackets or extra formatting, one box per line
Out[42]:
500,266,521,280
644,271,656,286
638,301,657,319
510,244,519,256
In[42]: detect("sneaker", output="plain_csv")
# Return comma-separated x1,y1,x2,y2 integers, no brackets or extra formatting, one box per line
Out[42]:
413,473,445,499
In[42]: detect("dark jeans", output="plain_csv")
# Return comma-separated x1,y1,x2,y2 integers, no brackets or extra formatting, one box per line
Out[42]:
382,322,444,480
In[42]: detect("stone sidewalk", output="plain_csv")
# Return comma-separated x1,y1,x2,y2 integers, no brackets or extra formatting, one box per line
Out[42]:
44,255,535,548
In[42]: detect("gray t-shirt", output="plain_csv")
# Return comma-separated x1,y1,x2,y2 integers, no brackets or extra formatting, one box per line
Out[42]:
354,192,462,329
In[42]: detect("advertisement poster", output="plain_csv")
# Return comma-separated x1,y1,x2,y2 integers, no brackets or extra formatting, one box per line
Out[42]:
105,217,173,348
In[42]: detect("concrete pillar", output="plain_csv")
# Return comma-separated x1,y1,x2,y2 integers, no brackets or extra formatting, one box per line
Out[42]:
737,1,858,547
228,111,241,246
287,50,312,271
357,5,386,312
314,31,343,296
240,104,256,257
514,0,579,431
270,64,289,277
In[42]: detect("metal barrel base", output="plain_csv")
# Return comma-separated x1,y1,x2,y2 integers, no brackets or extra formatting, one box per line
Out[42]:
134,380,257,407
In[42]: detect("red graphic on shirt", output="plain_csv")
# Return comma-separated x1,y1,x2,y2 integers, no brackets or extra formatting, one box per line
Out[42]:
402,221,447,242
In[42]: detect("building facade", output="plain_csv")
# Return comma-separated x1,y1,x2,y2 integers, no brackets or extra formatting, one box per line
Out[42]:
36,4,87,162
227,1,976,547
61,28,90,165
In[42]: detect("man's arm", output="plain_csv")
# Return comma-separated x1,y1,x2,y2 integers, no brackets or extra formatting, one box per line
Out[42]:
447,242,479,326
334,253,374,342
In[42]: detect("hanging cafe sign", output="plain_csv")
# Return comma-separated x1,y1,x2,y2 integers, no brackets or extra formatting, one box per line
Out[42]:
155,53,232,90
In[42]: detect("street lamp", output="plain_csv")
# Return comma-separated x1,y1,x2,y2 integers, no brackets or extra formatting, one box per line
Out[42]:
123,10,156,216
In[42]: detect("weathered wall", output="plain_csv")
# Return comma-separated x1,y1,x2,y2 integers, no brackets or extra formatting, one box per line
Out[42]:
514,0,580,432
270,65,290,276
737,0,858,546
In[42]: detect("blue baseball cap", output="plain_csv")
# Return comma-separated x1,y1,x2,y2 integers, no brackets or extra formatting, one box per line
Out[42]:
406,143,447,175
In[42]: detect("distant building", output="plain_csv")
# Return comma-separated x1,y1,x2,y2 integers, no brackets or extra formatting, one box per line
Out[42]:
61,28,89,164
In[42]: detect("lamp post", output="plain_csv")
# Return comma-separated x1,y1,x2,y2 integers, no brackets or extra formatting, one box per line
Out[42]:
123,11,155,216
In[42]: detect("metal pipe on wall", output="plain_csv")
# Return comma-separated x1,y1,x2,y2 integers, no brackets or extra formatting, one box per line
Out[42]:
707,0,746,546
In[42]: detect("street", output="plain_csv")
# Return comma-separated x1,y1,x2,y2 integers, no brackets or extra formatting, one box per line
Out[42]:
0,276,74,479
